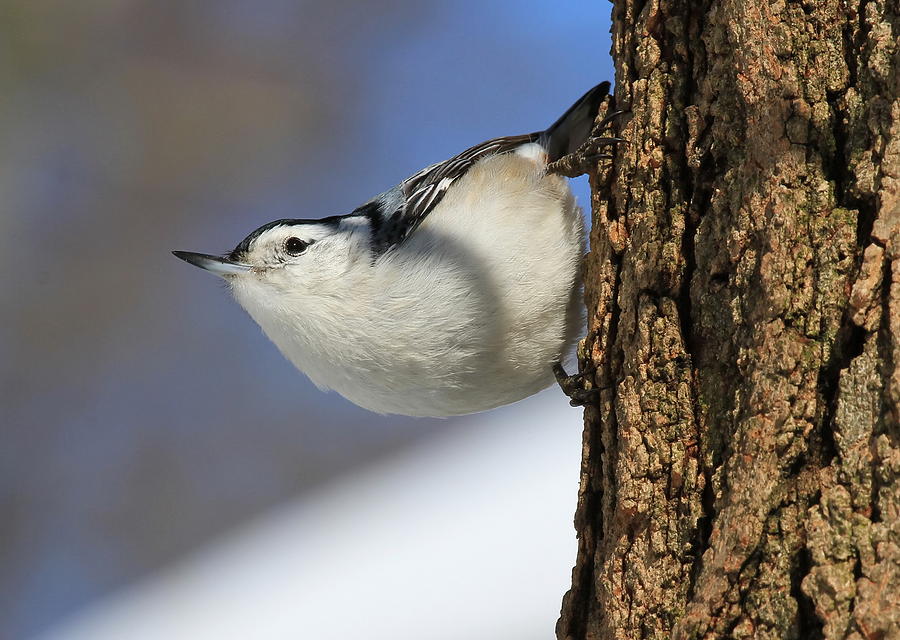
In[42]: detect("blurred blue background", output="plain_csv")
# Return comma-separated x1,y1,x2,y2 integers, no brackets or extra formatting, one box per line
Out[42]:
1,1,613,638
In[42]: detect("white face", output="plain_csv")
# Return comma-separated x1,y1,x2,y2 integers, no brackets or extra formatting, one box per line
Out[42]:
227,216,370,295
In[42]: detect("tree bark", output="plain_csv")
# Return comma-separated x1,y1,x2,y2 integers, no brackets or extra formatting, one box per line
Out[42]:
557,1,900,639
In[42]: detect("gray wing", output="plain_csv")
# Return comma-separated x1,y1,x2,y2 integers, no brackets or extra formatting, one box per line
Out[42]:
361,133,540,253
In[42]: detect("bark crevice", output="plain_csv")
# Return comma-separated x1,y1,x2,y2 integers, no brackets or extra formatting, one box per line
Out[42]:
791,546,826,640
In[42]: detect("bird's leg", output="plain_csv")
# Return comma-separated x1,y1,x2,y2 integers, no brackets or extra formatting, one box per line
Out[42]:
552,362,601,407
547,109,629,178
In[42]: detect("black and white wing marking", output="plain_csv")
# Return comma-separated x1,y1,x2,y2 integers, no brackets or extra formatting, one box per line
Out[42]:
400,133,541,233
362,133,540,253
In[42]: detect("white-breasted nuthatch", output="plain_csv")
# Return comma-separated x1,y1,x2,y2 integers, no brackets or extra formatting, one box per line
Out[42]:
174,82,622,417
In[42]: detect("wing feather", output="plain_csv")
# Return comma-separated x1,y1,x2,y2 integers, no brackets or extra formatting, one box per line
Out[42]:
366,133,540,252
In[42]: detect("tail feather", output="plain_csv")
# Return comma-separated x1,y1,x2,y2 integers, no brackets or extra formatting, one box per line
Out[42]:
541,81,611,163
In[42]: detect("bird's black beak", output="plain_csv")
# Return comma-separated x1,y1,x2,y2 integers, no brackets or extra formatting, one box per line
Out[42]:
172,251,252,277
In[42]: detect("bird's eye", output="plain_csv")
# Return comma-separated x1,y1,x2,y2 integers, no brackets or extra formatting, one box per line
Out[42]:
284,237,309,256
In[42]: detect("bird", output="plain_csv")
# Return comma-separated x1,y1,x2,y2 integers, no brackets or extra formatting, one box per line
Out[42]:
174,82,622,417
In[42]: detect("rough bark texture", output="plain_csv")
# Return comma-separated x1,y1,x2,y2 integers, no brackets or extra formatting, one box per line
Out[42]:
557,1,900,639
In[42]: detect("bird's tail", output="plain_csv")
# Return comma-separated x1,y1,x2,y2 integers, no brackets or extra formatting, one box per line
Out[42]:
540,81,612,163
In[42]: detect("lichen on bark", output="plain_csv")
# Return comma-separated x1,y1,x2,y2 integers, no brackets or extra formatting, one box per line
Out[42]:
557,0,900,639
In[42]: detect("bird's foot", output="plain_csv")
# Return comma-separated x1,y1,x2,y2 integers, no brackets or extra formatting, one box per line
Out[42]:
547,109,629,178
552,362,601,407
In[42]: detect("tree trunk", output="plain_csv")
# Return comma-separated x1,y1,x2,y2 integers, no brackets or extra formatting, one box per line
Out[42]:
557,1,900,639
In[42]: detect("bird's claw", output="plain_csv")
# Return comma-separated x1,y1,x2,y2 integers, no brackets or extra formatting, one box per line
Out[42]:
552,362,601,407
547,110,629,178
596,109,630,130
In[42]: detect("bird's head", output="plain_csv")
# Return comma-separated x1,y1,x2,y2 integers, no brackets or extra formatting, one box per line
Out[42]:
173,215,371,299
